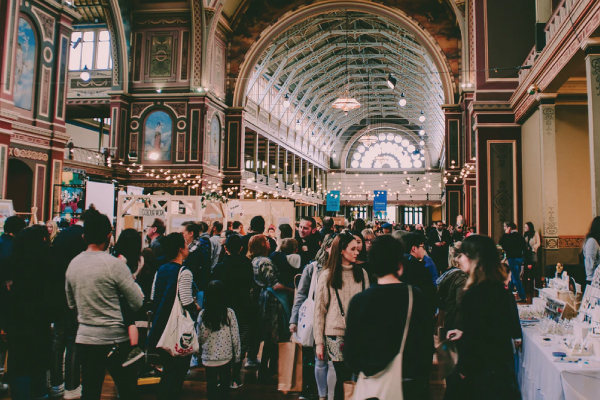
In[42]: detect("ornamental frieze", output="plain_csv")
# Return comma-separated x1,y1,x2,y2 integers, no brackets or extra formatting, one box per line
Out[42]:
9,147,49,162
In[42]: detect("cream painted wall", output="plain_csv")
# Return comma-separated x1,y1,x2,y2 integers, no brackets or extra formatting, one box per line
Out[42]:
65,122,109,150
521,108,543,232
556,105,592,236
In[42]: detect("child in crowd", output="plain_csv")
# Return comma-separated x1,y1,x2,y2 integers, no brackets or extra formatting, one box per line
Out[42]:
197,280,241,400
269,238,301,289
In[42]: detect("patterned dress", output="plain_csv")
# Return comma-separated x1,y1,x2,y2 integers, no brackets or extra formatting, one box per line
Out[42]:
252,256,291,343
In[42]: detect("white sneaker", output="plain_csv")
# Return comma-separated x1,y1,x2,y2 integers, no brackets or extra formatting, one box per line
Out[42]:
64,386,82,400
50,384,65,398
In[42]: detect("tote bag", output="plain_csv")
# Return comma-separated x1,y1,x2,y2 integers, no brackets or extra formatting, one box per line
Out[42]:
294,264,319,347
353,285,413,400
156,269,199,357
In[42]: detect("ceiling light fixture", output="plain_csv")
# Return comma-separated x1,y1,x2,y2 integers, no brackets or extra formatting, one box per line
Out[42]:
283,94,291,108
419,110,426,122
387,74,397,90
332,13,360,114
332,150,337,159
80,66,91,82
398,92,407,107
358,134,378,148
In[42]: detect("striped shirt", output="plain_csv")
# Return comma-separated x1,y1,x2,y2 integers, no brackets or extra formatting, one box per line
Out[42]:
151,268,195,306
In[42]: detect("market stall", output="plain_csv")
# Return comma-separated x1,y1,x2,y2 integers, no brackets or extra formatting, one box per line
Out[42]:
517,272,600,400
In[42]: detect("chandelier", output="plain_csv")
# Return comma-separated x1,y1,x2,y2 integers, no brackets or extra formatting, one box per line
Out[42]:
358,134,378,147
332,13,360,114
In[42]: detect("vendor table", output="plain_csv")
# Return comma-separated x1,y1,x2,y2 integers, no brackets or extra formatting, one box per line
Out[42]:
518,326,600,400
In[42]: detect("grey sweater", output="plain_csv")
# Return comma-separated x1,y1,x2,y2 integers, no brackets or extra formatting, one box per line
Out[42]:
66,251,144,345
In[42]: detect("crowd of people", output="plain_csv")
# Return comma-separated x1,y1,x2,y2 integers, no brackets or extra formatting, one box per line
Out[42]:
0,209,559,400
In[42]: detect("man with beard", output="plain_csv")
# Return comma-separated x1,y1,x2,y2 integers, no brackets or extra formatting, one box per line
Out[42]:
295,216,321,268
427,221,452,273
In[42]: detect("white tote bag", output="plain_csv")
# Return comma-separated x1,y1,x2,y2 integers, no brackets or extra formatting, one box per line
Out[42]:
156,269,199,357
353,285,413,400
294,264,319,347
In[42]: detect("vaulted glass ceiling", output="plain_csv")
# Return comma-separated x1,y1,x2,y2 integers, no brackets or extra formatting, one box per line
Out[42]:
244,10,446,164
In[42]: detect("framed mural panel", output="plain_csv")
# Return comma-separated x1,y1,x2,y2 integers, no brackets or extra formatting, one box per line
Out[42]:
209,116,220,166
14,17,37,111
144,111,172,161
487,141,517,242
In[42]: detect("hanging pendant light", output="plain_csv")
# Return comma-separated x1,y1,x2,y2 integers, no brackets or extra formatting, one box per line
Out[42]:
283,94,291,108
358,134,378,148
332,12,360,114
419,110,426,122
80,65,91,82
399,93,407,107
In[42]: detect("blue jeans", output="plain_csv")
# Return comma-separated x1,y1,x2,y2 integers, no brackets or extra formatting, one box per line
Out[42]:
507,258,526,300
315,350,329,397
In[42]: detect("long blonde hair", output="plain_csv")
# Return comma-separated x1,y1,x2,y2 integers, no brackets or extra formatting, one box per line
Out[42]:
46,220,59,242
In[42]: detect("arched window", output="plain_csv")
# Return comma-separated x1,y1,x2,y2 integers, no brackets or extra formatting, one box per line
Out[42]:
347,132,426,169
69,29,113,71
144,111,173,161
14,17,37,111
209,116,221,166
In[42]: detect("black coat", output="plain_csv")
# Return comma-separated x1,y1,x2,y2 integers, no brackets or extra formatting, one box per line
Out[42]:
212,254,255,325
297,233,321,268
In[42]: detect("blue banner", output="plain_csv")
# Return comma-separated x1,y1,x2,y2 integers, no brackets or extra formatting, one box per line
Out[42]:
326,190,340,212
373,190,387,212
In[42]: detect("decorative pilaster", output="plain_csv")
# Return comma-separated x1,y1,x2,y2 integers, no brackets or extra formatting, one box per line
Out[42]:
584,39,600,217
538,95,560,249
223,108,244,192
108,94,130,161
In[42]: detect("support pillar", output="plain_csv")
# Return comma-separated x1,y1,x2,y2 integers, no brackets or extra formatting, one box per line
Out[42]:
584,39,600,217
275,144,280,181
283,150,288,185
538,95,560,248
265,139,270,178
109,95,130,161
223,108,245,192
298,157,303,190
253,134,259,173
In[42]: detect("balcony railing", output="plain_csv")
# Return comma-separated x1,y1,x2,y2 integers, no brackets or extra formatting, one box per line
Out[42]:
518,46,539,85
64,146,107,166
545,0,580,45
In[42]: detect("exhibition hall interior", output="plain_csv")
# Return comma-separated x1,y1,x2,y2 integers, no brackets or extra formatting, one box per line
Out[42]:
2,0,600,399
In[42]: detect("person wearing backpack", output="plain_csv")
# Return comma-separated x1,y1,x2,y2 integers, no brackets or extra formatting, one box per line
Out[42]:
290,234,336,400
313,232,369,400
197,280,241,400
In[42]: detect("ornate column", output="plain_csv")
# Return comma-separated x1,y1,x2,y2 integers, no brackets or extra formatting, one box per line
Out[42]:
109,94,130,161
584,39,600,217
275,144,280,182
538,94,560,248
253,133,259,173
264,138,270,178
298,157,303,190
283,150,288,185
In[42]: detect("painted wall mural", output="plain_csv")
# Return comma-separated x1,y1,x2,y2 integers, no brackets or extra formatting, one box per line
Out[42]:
14,17,37,111
209,116,221,166
144,111,172,161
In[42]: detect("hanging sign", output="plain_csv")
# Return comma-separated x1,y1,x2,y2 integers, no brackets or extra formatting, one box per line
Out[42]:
326,190,340,212
139,208,166,217
373,190,387,212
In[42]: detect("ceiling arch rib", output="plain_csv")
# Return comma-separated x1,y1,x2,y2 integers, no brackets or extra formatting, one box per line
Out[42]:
244,10,447,163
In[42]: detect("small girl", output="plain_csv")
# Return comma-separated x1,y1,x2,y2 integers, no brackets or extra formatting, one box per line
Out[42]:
197,280,241,400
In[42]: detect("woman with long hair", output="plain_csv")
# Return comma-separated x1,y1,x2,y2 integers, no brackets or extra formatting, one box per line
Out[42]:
148,233,198,400
361,229,375,252
46,220,59,242
353,231,372,286
248,234,291,381
522,222,540,294
313,232,368,400
197,280,241,400
584,217,600,287
290,233,336,400
448,235,522,400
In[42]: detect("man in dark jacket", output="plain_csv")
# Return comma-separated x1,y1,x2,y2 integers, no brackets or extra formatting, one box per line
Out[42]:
212,234,255,387
499,222,528,302
296,216,321,268
427,221,453,273
320,217,335,240
241,216,277,259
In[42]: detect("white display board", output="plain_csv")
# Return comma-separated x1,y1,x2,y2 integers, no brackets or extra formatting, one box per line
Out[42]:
86,181,115,218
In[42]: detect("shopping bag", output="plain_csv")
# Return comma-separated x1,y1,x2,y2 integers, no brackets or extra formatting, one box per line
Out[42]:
435,339,458,378
156,269,199,357
278,342,303,393
344,381,356,400
294,265,318,347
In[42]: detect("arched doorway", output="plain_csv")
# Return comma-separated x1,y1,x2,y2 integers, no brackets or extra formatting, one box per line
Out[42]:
6,159,33,213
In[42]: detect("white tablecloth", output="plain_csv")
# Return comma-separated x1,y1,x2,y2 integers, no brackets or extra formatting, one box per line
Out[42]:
518,326,600,400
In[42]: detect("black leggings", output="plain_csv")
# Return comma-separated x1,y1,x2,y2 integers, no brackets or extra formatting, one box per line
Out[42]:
206,362,232,400
332,361,352,400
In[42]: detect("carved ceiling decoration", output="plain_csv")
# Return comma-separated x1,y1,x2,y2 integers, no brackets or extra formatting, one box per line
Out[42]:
73,0,106,24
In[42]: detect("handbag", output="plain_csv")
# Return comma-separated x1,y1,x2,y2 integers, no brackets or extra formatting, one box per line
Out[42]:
435,339,458,378
353,285,413,400
278,342,303,393
294,264,319,347
156,268,199,357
